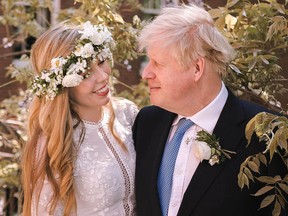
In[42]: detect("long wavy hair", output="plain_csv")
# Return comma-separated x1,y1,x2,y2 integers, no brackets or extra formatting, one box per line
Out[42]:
22,23,124,215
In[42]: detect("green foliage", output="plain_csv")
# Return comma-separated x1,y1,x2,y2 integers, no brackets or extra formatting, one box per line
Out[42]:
208,0,288,111
0,0,49,47
0,160,20,188
0,96,26,189
58,0,142,64
213,2,288,214
238,112,288,215
5,55,34,85
117,79,150,108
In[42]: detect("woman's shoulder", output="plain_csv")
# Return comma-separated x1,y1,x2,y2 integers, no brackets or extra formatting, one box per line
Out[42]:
111,97,139,125
112,97,137,108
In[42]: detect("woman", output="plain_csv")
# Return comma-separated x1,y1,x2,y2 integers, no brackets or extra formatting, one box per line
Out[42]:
22,21,138,215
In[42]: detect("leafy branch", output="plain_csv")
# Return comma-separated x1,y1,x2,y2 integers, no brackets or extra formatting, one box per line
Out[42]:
238,112,288,215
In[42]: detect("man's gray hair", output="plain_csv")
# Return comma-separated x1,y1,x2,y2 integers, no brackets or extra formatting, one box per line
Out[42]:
138,4,236,76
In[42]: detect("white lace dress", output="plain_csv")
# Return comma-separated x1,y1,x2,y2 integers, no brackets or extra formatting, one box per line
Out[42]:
32,98,138,216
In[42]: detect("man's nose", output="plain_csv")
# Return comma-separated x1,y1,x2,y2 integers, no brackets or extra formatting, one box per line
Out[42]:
141,63,155,80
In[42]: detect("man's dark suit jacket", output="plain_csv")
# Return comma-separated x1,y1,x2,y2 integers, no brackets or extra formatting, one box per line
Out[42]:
132,91,287,216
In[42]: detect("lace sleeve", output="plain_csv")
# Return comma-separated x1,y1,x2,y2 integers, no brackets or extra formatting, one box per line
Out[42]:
112,98,139,126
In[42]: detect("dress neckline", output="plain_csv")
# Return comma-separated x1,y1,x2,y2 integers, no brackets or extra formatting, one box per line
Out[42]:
81,107,109,127
82,119,101,125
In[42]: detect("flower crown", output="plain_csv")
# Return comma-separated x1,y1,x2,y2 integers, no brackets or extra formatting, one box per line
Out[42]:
31,21,115,100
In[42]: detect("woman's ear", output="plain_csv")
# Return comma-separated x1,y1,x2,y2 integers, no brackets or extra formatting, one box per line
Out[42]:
194,57,205,82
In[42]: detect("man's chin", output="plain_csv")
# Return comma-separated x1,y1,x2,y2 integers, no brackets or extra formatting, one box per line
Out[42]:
150,98,163,108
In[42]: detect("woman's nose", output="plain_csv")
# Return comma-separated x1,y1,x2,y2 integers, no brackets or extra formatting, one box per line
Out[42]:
99,69,109,82
91,68,109,83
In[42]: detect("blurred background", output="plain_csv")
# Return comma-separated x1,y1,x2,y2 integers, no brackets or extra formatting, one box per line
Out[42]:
0,0,287,215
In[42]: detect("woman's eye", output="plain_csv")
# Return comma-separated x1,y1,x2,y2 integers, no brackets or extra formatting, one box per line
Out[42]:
98,60,105,65
83,71,92,78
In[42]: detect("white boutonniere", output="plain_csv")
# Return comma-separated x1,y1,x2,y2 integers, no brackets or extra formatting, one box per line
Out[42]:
193,130,236,166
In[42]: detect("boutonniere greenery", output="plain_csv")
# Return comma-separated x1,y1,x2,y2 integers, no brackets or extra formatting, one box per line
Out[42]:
193,130,236,166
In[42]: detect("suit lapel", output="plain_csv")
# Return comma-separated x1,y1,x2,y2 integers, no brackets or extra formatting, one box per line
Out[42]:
150,111,176,185
177,92,247,216
148,110,177,215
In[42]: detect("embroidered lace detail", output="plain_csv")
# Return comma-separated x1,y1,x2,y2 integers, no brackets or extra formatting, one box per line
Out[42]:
112,98,138,127
33,98,138,215
98,123,133,216
82,120,100,125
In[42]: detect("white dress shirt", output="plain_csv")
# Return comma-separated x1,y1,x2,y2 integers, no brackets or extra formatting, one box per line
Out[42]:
167,83,228,216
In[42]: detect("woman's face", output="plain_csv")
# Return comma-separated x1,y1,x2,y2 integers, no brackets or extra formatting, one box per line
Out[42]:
69,60,111,120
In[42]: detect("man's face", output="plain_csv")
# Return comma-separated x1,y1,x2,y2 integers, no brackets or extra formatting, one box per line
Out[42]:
141,45,197,114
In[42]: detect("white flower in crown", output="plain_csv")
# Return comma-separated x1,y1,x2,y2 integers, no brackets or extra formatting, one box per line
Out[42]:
62,74,83,87
51,57,67,69
74,46,84,57
41,72,51,83
82,43,95,58
31,21,115,100
66,60,87,75
79,22,112,45
90,29,108,45
98,48,113,61
78,22,96,40
74,43,95,58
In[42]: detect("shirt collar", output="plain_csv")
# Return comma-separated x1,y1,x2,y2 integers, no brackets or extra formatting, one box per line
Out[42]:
173,82,228,133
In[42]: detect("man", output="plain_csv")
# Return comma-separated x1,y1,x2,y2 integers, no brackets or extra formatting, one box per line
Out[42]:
132,4,286,216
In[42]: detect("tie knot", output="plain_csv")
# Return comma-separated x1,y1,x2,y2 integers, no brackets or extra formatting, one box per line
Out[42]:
176,118,193,135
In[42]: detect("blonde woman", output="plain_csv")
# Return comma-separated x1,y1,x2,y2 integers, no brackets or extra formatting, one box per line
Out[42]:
22,21,138,215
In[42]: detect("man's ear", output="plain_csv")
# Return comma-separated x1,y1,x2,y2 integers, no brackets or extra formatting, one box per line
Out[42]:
194,57,205,82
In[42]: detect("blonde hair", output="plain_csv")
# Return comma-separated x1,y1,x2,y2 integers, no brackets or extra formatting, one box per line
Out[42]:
138,4,236,75
22,23,123,215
